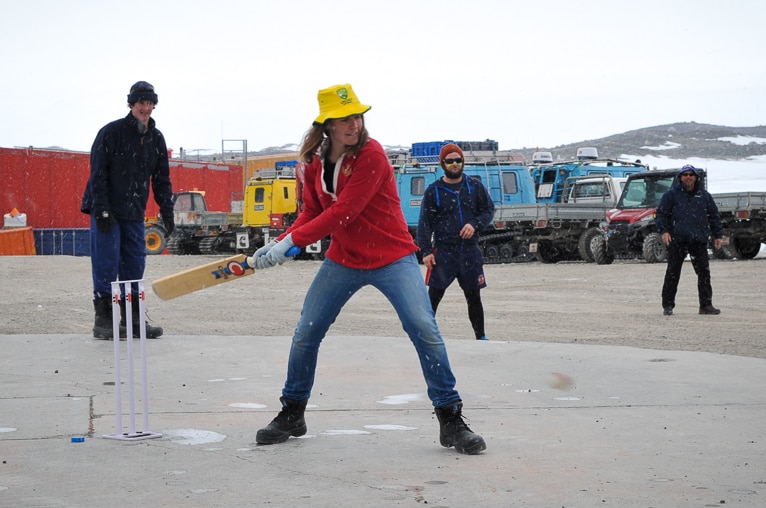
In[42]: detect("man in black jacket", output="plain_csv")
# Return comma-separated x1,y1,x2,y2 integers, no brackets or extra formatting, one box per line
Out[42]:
80,81,174,339
655,164,724,316
417,143,495,340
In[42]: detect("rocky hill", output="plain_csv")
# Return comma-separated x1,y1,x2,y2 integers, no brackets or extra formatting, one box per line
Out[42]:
518,122,766,161
243,122,766,162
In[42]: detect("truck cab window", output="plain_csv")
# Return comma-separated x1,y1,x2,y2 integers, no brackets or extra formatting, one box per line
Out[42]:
502,173,518,194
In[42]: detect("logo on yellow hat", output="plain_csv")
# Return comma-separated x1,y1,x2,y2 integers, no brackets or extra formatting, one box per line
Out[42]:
314,83,371,124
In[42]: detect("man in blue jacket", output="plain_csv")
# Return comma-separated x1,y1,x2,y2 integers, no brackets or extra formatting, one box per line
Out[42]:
655,164,723,316
417,143,495,340
81,81,174,339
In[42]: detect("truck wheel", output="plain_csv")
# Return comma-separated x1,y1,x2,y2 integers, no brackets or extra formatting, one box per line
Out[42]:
642,232,667,263
499,242,514,263
512,243,535,263
534,241,562,264
145,225,166,255
166,237,183,255
483,244,500,264
166,236,199,255
731,238,762,259
577,228,601,263
591,236,614,265
199,237,218,255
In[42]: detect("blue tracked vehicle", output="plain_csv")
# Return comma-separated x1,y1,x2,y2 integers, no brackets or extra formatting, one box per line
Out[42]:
392,141,648,264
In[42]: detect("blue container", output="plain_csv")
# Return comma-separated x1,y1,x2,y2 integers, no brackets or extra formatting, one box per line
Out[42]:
34,228,91,256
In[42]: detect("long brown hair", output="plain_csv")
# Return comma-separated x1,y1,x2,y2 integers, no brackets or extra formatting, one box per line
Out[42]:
299,118,369,163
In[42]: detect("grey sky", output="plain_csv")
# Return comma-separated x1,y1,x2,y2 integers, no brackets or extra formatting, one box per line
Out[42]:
2,0,764,154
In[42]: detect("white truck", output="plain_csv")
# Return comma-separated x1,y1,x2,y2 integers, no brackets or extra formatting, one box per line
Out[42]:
563,175,626,206
485,175,628,263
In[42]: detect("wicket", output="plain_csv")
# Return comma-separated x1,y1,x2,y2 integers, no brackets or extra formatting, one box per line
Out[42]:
103,279,162,441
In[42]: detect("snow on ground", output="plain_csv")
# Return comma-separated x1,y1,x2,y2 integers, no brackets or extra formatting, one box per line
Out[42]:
717,136,766,146
640,141,681,151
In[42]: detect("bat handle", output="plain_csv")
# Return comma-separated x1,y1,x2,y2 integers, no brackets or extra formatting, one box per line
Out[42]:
247,245,301,268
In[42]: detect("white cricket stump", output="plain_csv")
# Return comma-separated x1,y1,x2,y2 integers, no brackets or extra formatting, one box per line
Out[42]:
103,279,162,441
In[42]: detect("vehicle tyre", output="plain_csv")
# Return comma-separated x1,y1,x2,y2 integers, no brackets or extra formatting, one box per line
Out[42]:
731,238,762,260
591,236,614,265
534,241,562,264
577,227,601,263
145,225,166,255
642,232,667,263
513,243,535,263
199,237,218,255
166,236,200,255
483,244,500,264
166,236,184,255
499,242,514,263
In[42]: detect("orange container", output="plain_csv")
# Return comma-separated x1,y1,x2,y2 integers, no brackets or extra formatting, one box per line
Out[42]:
0,226,37,255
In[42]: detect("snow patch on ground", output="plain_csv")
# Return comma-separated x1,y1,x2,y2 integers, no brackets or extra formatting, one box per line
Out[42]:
718,136,766,146
640,141,681,151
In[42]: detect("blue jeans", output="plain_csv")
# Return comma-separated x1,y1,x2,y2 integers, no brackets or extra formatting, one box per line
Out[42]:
282,253,462,408
89,216,146,298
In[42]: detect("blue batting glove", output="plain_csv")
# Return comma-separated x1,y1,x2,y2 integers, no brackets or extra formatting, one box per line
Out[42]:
263,234,295,266
246,239,277,268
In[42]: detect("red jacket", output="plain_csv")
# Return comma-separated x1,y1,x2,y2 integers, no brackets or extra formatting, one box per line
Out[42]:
285,138,417,269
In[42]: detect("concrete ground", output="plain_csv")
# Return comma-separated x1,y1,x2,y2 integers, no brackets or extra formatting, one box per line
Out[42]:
1,333,764,507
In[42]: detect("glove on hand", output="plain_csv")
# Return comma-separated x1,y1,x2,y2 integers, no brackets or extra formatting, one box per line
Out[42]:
254,254,279,270
96,211,115,233
246,239,277,268
256,233,295,266
162,214,175,238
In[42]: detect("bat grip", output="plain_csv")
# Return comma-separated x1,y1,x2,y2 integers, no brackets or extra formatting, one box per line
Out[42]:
250,244,301,265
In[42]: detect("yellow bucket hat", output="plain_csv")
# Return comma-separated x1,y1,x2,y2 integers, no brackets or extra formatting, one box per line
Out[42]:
313,84,371,124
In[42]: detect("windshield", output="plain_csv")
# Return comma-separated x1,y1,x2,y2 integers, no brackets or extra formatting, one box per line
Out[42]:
617,174,676,209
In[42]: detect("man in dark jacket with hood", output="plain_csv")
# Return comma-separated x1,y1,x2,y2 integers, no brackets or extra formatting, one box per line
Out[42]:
81,81,175,339
417,143,495,340
655,164,723,316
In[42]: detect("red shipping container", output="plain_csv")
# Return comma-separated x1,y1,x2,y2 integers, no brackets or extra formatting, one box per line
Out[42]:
1,147,244,228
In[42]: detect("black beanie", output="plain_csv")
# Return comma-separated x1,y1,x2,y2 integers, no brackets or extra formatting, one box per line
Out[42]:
127,81,158,104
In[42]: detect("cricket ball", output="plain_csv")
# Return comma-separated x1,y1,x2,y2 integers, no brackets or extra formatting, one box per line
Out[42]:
550,372,574,390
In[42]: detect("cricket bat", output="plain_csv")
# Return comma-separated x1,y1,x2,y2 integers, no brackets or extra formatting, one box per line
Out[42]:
151,246,300,300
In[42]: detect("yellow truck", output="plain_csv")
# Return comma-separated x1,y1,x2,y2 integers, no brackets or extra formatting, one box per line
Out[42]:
146,166,327,258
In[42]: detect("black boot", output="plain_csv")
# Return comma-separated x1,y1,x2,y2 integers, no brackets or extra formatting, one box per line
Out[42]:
256,397,308,444
434,402,486,455
92,296,115,339
92,296,127,339
120,297,163,338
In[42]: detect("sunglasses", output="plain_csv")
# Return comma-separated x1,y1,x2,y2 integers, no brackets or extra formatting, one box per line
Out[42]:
444,158,463,165
680,172,696,177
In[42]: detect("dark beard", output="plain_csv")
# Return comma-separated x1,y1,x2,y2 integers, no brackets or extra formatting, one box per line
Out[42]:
444,166,463,180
